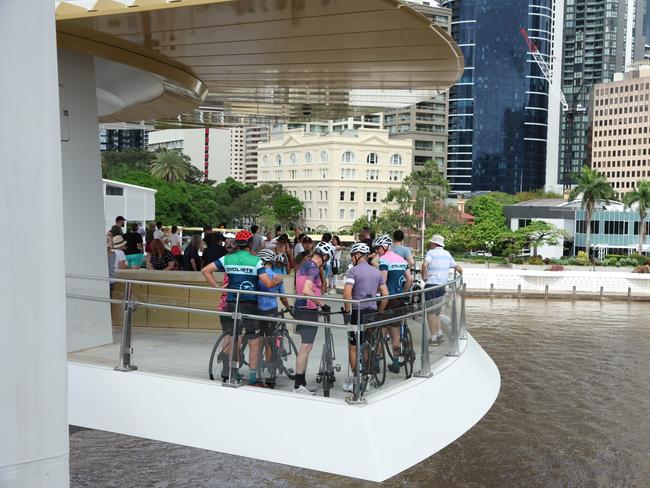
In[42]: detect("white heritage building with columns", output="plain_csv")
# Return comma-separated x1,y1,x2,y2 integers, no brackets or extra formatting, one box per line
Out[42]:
257,128,413,232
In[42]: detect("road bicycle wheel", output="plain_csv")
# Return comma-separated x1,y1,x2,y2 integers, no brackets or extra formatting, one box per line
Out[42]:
401,327,415,379
208,332,248,381
279,330,298,380
370,334,387,388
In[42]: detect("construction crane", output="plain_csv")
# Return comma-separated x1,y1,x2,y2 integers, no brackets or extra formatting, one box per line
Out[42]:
520,28,584,191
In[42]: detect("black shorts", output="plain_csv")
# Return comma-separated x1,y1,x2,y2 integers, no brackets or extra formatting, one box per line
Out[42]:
221,302,263,338
295,308,319,344
347,309,375,346
424,285,446,314
257,308,280,336
385,297,409,326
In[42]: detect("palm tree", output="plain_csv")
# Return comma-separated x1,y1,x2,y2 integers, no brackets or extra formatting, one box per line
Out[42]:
624,180,650,254
150,150,189,183
569,166,615,256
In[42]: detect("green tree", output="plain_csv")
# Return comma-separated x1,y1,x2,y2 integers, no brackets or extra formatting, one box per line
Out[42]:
403,159,449,210
101,149,156,179
624,180,650,254
273,193,304,227
150,150,190,183
512,221,565,257
569,166,615,255
351,216,377,236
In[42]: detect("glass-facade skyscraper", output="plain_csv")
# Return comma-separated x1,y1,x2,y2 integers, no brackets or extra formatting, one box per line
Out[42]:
559,0,647,186
443,0,555,194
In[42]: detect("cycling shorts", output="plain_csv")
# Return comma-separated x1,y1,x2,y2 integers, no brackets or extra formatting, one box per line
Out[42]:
295,308,319,344
220,302,263,338
347,309,375,346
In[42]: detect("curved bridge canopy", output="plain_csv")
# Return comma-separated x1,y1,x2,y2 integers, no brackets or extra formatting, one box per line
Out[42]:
55,0,464,124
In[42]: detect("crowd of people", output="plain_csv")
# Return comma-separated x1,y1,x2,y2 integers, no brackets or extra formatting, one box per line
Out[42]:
107,215,461,394
198,224,462,395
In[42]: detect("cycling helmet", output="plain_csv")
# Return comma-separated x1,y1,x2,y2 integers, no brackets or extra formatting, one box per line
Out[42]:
235,229,254,246
314,241,335,262
276,253,289,266
257,248,276,264
350,242,370,255
372,234,392,249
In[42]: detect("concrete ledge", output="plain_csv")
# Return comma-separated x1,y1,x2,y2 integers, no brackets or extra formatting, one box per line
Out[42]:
68,335,500,482
466,289,650,302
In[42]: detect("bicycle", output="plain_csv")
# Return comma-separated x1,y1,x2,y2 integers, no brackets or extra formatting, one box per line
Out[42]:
358,323,387,392
384,321,416,379
316,308,341,397
208,331,250,381
257,309,298,388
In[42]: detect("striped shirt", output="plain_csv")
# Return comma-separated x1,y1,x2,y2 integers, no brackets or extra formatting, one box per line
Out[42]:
423,248,457,285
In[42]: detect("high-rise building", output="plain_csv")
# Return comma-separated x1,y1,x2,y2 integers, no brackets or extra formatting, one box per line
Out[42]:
559,0,648,187
99,128,149,151
147,128,231,183
226,126,271,184
442,0,560,194
591,66,650,196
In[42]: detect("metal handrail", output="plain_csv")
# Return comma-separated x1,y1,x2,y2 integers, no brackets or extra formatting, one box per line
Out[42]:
66,271,466,403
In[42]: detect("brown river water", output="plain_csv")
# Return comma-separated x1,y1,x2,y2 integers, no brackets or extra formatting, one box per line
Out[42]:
69,299,650,488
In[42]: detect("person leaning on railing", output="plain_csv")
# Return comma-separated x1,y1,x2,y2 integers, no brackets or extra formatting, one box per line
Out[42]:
341,242,389,393
292,241,336,395
201,230,283,386
421,234,463,346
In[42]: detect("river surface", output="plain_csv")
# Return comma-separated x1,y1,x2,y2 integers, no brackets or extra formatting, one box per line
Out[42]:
69,299,650,487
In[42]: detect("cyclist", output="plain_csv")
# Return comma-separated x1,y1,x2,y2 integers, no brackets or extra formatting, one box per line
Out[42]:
373,234,412,374
256,249,292,385
293,241,335,394
201,229,283,386
342,242,389,392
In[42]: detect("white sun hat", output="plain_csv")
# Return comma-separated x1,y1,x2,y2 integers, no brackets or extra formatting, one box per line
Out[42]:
429,234,445,247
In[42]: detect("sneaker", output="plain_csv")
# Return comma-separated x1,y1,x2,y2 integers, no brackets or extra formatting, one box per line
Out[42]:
428,337,440,347
388,363,400,374
437,334,445,344
293,385,316,395
342,378,354,392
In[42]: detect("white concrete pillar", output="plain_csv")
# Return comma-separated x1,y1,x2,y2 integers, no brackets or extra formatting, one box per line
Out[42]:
0,1,70,487
58,49,113,352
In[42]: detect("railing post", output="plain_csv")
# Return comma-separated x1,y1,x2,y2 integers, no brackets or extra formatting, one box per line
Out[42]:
115,281,137,372
347,305,366,404
224,292,243,388
460,282,468,340
446,282,460,357
415,284,433,378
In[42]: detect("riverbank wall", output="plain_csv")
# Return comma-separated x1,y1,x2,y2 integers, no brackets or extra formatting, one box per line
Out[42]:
460,266,650,301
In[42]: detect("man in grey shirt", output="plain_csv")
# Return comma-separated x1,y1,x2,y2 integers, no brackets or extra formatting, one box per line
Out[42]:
250,225,264,254
392,229,415,269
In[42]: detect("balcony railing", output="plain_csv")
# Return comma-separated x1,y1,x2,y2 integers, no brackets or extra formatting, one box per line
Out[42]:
66,271,467,404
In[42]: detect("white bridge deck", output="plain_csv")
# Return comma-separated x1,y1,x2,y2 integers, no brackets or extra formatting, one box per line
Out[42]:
68,319,500,482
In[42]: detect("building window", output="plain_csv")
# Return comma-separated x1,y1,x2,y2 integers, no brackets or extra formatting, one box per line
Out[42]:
342,150,355,163
518,219,532,228
350,209,356,219
262,155,269,166
340,208,345,220
340,168,356,179
350,191,355,201
320,169,328,178
340,191,345,201
305,152,312,164
320,151,328,163
276,154,282,165
367,169,379,180
105,185,123,196
366,209,378,219
290,153,297,165
308,191,312,200
576,220,600,234
390,154,402,165
604,221,629,234
366,191,378,202
367,153,378,164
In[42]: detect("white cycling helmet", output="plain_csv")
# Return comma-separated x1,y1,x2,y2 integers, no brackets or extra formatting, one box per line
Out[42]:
257,248,276,264
314,241,335,261
372,234,392,249
350,242,370,255
276,253,289,266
